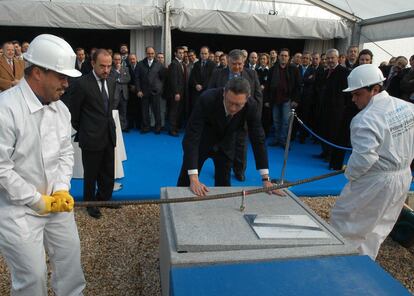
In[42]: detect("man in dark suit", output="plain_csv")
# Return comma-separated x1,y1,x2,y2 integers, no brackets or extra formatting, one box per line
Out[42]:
127,54,141,130
167,46,186,136
70,49,117,219
111,52,131,131
298,52,324,142
177,78,281,197
188,46,216,113
74,47,92,75
136,46,165,134
318,48,354,170
208,49,263,182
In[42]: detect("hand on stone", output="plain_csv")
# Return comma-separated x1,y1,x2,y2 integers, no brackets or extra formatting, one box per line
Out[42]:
190,179,209,197
263,180,285,196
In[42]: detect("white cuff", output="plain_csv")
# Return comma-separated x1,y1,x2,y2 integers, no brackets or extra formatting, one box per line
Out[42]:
28,192,42,206
53,183,70,194
188,169,198,175
259,169,269,176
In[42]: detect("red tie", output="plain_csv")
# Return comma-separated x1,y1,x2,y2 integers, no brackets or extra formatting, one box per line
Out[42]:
327,68,333,78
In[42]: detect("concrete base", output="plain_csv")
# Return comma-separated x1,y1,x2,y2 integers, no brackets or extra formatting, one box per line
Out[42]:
159,187,357,296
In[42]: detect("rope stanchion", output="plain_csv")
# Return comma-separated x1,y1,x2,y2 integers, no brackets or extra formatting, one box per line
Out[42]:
279,109,295,185
295,115,353,151
74,169,345,208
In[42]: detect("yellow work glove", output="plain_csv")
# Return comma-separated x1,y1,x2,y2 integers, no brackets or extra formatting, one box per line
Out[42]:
51,191,75,212
29,195,55,215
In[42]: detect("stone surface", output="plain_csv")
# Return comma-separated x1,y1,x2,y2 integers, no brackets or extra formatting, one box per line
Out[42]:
166,187,346,252
159,187,357,296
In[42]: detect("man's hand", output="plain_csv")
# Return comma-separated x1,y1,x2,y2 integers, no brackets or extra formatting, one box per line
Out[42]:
51,191,75,212
137,91,144,98
263,180,285,196
29,195,55,215
195,84,203,91
174,94,181,101
189,175,209,197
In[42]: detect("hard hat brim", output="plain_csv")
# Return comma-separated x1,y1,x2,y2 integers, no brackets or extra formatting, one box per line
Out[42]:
59,68,82,78
343,86,357,92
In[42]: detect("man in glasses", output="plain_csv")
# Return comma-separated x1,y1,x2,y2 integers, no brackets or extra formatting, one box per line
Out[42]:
177,78,282,197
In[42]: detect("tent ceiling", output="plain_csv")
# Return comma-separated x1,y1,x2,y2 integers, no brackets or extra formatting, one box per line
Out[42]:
1,0,412,42
310,0,414,20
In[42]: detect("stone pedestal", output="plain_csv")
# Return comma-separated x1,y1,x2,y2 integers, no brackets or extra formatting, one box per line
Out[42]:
159,187,357,296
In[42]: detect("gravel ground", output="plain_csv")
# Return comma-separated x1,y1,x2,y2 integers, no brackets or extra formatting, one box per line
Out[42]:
0,195,413,295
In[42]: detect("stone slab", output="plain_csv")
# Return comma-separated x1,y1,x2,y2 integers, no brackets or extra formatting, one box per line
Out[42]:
166,187,346,252
159,187,357,296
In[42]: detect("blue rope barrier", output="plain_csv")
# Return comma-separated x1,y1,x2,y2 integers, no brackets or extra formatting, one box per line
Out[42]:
295,115,353,151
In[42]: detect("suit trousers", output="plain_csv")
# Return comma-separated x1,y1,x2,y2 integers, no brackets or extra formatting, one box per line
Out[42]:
141,94,161,130
177,149,233,187
82,144,115,202
233,127,247,175
168,97,184,132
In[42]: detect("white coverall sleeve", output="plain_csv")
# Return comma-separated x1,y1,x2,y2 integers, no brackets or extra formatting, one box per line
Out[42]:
345,124,380,181
0,114,40,205
53,110,74,193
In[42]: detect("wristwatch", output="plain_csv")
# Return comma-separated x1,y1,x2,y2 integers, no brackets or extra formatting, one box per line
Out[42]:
261,176,271,182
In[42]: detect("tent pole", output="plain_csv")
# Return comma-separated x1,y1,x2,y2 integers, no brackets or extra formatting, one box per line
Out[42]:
163,0,172,65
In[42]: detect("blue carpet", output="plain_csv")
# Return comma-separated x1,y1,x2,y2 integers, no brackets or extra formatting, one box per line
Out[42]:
71,130,414,200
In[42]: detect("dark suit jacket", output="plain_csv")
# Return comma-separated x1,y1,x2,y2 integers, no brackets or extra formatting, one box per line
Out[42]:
182,88,268,171
167,58,186,97
319,65,351,142
208,67,263,105
70,72,116,151
267,63,301,104
302,65,324,102
188,59,215,98
75,59,92,76
135,58,165,96
111,65,131,102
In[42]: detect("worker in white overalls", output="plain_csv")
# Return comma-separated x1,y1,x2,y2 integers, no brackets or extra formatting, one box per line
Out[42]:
330,64,414,260
0,34,85,295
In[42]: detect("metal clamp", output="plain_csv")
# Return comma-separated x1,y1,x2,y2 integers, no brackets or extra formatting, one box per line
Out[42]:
240,190,246,212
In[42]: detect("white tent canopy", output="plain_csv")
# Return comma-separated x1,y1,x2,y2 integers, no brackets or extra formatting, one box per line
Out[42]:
0,0,412,60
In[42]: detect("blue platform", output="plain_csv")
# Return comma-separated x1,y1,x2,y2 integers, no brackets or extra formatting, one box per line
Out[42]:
170,255,411,296
70,130,414,200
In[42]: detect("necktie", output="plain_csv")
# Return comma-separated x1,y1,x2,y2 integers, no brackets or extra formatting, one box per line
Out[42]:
8,59,13,72
100,79,109,113
327,68,333,78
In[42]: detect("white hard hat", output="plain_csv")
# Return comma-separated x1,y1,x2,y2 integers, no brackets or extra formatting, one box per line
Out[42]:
343,64,385,92
23,34,81,77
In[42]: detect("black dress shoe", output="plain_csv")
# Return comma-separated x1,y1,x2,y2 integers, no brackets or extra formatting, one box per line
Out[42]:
122,128,129,133
154,127,161,134
235,173,246,182
140,128,150,134
87,207,102,219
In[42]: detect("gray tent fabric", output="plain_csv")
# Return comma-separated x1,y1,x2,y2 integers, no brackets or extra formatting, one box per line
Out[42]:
0,0,412,44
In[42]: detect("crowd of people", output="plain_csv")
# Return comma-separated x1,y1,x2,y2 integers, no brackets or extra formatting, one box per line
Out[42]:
1,40,414,178
0,34,413,295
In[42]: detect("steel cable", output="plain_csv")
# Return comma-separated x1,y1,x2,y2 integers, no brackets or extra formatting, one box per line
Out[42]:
75,169,345,207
